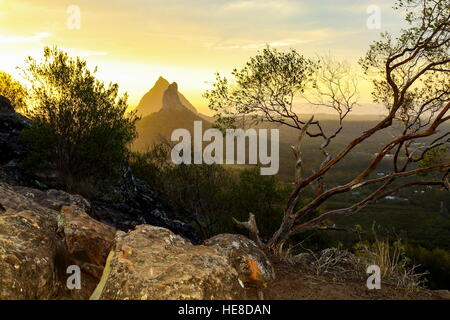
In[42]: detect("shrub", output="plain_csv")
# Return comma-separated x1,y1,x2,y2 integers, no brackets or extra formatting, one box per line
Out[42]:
0,71,27,111
406,245,450,290
130,143,288,240
20,47,138,194
354,238,428,290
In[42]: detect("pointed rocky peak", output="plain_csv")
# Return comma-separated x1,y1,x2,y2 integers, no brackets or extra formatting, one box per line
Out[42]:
136,76,198,117
166,82,178,94
153,76,170,89
162,82,186,111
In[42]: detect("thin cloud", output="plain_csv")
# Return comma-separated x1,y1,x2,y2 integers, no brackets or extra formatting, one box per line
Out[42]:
78,51,108,57
0,32,51,44
208,28,331,50
213,41,291,50
61,47,108,57
221,0,299,15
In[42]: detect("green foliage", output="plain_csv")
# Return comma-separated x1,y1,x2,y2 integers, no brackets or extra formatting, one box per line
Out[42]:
129,143,171,191
20,46,138,194
406,245,450,290
328,197,450,251
131,144,232,238
418,146,449,168
230,168,288,238
204,46,317,129
360,0,449,117
0,71,27,111
130,144,289,240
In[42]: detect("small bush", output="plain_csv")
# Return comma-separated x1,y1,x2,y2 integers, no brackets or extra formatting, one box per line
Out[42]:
20,47,138,194
130,143,288,240
293,247,362,279
354,238,428,290
406,245,450,290
0,71,27,111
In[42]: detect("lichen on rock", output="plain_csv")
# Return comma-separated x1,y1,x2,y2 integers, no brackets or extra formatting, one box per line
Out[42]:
95,225,245,300
204,234,275,299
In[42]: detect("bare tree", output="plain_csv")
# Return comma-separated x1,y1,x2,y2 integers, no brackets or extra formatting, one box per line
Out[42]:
205,0,449,251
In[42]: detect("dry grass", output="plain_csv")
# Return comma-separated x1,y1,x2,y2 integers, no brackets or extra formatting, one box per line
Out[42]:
292,247,363,280
274,235,427,291
354,239,428,291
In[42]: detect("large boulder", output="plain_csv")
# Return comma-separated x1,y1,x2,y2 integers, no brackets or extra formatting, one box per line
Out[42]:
0,183,53,215
204,234,275,298
0,182,115,299
12,186,91,212
61,205,116,279
0,182,63,299
95,225,245,300
0,208,62,299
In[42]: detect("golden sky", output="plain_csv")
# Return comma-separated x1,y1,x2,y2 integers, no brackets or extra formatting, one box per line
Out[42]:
0,0,405,114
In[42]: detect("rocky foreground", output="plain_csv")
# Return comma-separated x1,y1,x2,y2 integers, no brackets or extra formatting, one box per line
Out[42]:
2,180,450,300
0,181,276,300
0,95,275,300
1,96,449,300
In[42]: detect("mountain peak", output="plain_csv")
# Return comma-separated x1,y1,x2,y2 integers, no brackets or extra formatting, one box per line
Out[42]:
136,77,198,117
162,82,185,111
154,76,170,88
167,82,178,92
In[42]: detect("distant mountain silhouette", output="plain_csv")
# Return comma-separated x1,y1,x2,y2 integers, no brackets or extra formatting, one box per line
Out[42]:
132,79,210,152
135,76,197,117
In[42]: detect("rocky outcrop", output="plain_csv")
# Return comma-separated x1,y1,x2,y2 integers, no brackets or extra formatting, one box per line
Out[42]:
132,84,212,152
0,94,198,243
135,76,197,118
0,182,115,299
0,96,31,166
13,186,91,212
0,96,41,188
162,82,186,112
0,182,66,299
0,180,268,300
0,96,14,113
0,180,270,300
92,165,199,243
95,225,245,300
0,207,62,299
205,234,275,298
61,205,116,279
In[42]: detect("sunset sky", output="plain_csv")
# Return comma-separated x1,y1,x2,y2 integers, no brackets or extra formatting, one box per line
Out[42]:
0,0,406,114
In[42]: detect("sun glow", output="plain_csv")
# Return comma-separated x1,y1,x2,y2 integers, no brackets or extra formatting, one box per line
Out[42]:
0,0,404,114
